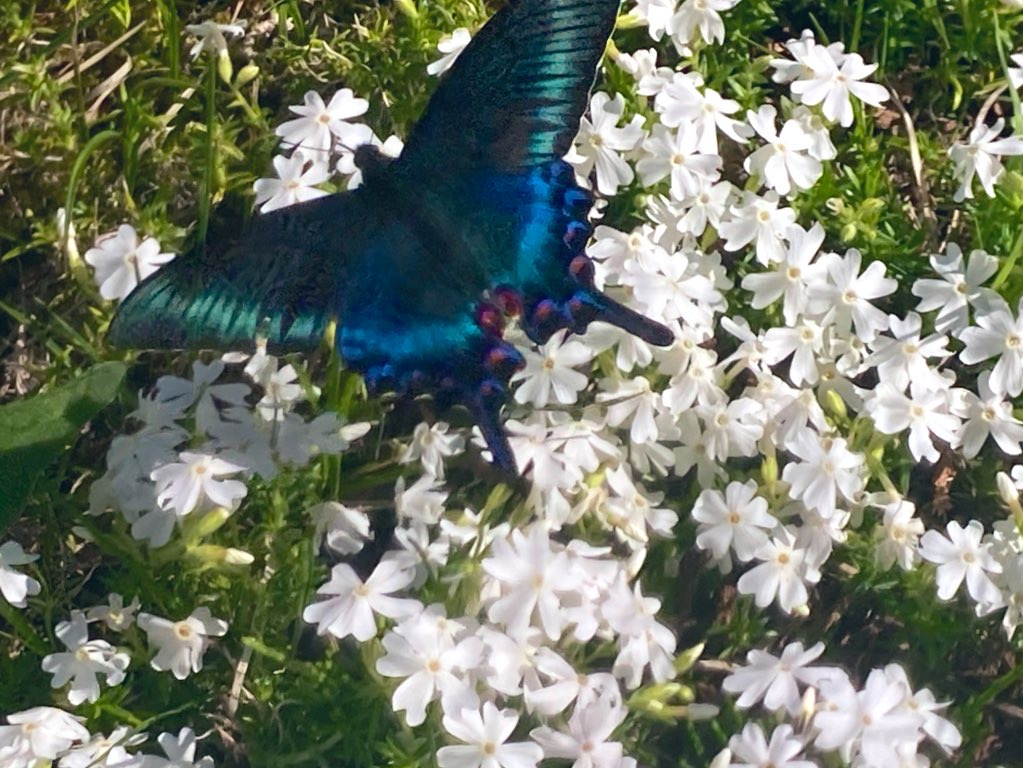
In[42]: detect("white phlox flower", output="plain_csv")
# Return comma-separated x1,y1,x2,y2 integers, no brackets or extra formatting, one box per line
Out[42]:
808,248,896,343
866,312,951,393
437,702,543,768
0,540,41,608
744,105,823,196
530,689,627,768
727,722,819,768
0,707,90,763
741,222,828,325
41,612,129,705
911,243,999,334
636,123,723,201
511,330,595,408
692,480,778,562
600,575,677,688
427,27,471,76
918,520,1003,607
669,0,740,47
950,371,1023,458
253,150,331,213
86,592,141,631
185,20,245,59
303,554,422,640
949,118,1023,201
865,381,960,464
137,607,228,680
789,47,889,127
309,501,372,555
722,640,837,715
873,496,925,571
275,88,369,154
84,224,175,302
399,421,465,479
736,526,813,614
718,191,796,266
958,296,1023,397
144,727,215,768
567,92,645,196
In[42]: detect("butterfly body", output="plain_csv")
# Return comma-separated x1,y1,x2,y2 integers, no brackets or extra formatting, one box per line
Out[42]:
110,0,674,470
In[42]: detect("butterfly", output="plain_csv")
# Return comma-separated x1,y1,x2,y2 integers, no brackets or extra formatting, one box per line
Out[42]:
109,0,674,471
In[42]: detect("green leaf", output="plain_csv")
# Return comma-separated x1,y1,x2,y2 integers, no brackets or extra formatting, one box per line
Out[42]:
0,361,126,531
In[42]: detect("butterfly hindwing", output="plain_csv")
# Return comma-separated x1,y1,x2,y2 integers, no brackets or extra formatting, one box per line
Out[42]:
109,194,364,353
400,0,620,173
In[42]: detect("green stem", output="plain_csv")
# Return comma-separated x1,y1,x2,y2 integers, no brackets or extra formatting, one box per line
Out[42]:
0,599,48,656
197,60,217,246
994,11,1023,135
991,225,1023,290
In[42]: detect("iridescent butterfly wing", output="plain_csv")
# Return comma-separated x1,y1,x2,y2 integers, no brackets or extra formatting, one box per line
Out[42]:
109,0,673,470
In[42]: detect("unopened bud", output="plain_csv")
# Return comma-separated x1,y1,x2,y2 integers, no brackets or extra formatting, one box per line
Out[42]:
188,544,254,566
823,387,848,420
394,0,419,20
235,63,259,87
674,642,704,674
217,49,233,83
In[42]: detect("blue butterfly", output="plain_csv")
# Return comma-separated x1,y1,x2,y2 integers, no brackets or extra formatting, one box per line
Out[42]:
109,0,674,470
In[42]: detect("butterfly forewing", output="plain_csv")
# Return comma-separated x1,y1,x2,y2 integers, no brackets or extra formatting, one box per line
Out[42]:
399,0,620,174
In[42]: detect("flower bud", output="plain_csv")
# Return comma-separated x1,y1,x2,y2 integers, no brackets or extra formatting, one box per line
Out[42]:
394,0,419,20
217,49,233,83
188,544,254,566
235,63,259,87
674,642,704,674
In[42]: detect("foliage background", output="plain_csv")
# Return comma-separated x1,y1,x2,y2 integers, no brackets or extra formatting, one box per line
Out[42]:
2,0,1023,765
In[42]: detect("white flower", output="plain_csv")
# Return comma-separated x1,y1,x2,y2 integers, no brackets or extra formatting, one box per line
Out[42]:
42,612,129,705
741,222,827,325
303,555,421,640
335,123,404,188
399,421,465,480
427,27,471,76
438,702,543,768
737,527,811,614
718,191,796,265
275,88,369,154
867,312,950,393
185,20,245,59
761,319,826,387
866,382,960,464
137,607,228,680
84,224,175,302
949,118,1023,201
143,727,214,768
601,576,677,688
875,497,925,571
253,150,331,213
782,432,864,519
483,526,579,640
636,123,722,200
790,48,888,126
654,79,751,154
670,0,739,46
694,397,764,461
744,105,822,196
376,606,483,727
959,296,1023,397
309,501,372,555
58,725,146,768
808,248,896,343
0,540,41,608
85,592,141,631
727,723,818,768
567,92,645,196
692,480,778,561
911,243,999,334
722,641,835,715
0,707,90,762
512,330,594,408
883,663,962,755
530,692,627,768
951,371,1023,457
918,520,1003,606
151,451,248,519
632,0,678,42
814,670,925,765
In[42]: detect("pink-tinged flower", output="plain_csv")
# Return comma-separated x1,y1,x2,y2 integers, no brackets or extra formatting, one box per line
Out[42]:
919,520,1003,607
84,224,175,302
303,554,421,640
137,607,228,680
790,48,888,126
437,702,543,768
949,118,1023,201
959,297,1023,397
275,88,369,153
